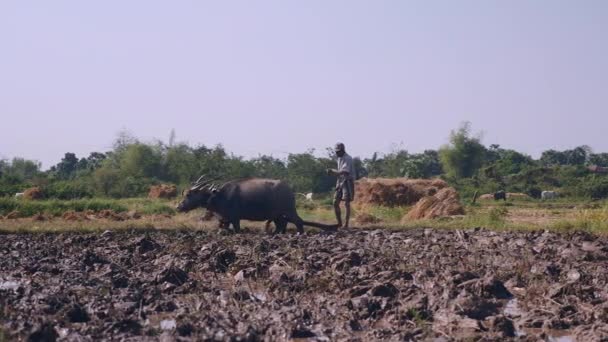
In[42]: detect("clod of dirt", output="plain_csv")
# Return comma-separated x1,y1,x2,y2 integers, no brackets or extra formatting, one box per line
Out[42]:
27,322,58,342
456,296,501,320
481,277,512,299
134,236,160,254
160,319,177,331
486,316,516,338
370,283,399,298
111,274,129,288
214,249,236,273
156,266,189,286
177,322,194,336
291,325,316,338
66,303,90,323
83,250,106,266
111,319,142,334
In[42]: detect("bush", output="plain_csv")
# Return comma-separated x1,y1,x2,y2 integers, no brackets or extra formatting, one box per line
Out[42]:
44,181,94,200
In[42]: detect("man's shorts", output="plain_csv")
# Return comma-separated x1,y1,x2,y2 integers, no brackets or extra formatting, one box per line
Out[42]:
334,179,355,202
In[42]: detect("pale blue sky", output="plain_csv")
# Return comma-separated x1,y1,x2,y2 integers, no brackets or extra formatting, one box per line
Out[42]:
1,1,607,169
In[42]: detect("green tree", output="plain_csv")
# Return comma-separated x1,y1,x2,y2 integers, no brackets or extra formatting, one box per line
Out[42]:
119,143,163,179
251,155,288,179
286,151,333,193
164,144,198,184
439,122,487,179
53,152,79,179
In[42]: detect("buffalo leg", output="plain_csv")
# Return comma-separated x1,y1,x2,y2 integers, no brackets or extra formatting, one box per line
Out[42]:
273,217,288,234
284,214,304,234
231,219,241,233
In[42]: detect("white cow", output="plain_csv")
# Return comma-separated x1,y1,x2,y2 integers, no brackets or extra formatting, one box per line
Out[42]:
541,191,558,200
14,192,24,199
297,192,314,201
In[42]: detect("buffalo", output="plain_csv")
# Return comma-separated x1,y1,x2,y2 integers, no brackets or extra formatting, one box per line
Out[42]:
494,190,507,201
541,191,558,200
176,175,337,234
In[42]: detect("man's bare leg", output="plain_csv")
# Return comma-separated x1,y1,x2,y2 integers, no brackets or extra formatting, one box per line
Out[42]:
333,198,343,228
344,200,351,228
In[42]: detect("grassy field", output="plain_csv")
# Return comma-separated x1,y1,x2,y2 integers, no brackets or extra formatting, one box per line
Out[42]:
1,196,608,234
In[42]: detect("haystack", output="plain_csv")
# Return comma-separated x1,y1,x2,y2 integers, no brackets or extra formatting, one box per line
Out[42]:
404,187,465,220
23,187,43,200
354,178,448,208
148,184,177,199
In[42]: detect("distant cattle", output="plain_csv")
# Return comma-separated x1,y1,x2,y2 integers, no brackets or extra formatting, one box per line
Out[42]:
14,192,24,199
494,190,507,201
541,191,558,200
298,192,314,201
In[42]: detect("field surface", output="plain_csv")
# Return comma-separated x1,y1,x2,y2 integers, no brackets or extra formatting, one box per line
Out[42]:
1,227,607,341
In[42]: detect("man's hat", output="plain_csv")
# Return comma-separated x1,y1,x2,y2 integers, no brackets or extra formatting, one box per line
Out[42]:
334,142,345,152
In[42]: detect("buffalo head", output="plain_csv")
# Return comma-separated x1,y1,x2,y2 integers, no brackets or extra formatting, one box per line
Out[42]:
176,175,220,212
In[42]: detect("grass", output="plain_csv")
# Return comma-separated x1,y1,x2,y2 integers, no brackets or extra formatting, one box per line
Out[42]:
0,198,176,218
1,196,608,235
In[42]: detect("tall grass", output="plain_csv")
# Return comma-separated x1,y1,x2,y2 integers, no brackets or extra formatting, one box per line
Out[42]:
0,198,176,217
551,205,608,233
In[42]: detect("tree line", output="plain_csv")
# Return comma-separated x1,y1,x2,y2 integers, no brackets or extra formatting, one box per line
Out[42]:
2,123,608,200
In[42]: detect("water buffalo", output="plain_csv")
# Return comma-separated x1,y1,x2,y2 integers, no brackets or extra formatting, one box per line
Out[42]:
541,191,558,200
494,190,507,201
176,176,337,234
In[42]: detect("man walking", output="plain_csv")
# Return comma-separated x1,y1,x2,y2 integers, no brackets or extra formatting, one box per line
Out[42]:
327,142,356,228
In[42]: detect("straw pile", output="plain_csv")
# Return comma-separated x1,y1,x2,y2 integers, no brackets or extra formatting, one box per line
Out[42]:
23,187,43,200
148,184,177,199
354,178,448,207
404,187,465,220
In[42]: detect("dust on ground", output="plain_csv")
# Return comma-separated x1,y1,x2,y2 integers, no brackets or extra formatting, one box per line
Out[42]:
1,228,607,341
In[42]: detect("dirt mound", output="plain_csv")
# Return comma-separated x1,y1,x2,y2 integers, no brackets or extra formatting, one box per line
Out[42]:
62,211,86,221
23,187,43,200
32,213,47,221
97,210,127,221
354,178,448,207
148,184,177,199
4,211,20,219
355,213,382,225
404,187,465,220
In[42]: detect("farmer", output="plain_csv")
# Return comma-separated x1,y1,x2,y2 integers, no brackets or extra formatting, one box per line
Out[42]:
326,142,356,228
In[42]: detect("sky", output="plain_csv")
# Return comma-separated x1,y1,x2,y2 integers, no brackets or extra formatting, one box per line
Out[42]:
1,1,607,169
